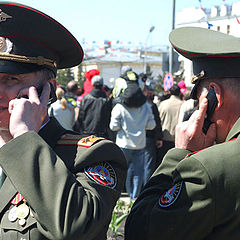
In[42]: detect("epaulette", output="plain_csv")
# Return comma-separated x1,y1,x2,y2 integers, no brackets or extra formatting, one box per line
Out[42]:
57,134,105,148
185,149,204,159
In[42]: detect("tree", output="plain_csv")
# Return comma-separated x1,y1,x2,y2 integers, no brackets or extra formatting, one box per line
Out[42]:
153,74,164,95
56,68,74,86
76,64,86,89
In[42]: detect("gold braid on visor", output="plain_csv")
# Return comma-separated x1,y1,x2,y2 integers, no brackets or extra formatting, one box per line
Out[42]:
0,53,57,68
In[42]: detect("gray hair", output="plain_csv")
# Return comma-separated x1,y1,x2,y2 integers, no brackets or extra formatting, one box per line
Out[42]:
198,78,240,98
36,68,56,83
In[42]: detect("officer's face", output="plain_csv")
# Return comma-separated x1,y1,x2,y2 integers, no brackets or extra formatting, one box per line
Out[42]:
0,72,39,130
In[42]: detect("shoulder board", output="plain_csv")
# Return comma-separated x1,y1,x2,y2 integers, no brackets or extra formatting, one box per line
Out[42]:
185,149,204,159
57,134,105,148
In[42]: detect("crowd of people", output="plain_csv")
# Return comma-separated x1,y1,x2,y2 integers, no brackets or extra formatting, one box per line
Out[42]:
51,65,193,201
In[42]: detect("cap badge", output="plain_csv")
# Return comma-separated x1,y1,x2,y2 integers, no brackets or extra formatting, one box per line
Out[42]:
0,37,13,54
191,70,205,84
0,9,12,23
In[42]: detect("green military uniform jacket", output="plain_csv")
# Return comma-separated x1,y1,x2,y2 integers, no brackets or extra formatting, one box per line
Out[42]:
0,117,127,240
125,118,240,240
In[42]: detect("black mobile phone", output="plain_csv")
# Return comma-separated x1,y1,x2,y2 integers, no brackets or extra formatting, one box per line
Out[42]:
18,83,57,106
202,88,218,134
36,83,57,106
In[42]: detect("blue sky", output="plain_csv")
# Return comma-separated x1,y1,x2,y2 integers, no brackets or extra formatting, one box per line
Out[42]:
5,0,240,47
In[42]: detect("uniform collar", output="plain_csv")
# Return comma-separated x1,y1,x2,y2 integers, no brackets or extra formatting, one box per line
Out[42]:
226,117,240,141
38,117,68,149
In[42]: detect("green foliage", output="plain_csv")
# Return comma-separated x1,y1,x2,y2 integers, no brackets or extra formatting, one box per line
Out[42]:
146,64,152,77
56,68,74,86
153,74,164,95
76,64,86,88
108,200,134,238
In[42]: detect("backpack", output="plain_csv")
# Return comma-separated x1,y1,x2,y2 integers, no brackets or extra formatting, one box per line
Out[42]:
120,71,146,108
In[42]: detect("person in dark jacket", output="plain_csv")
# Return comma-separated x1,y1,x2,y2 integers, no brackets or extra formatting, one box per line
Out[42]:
74,75,112,139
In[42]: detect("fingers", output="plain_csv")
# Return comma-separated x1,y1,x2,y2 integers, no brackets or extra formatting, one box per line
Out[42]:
188,98,208,131
16,83,50,106
198,98,208,126
28,86,40,104
175,97,215,151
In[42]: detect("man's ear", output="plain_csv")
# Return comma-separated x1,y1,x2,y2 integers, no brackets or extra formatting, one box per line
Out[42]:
209,82,222,109
47,78,57,90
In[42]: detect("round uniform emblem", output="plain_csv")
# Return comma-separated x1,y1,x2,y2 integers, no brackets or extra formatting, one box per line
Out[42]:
84,162,117,189
159,182,183,208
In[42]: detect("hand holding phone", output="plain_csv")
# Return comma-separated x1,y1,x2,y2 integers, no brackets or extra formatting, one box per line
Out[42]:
202,88,218,134
175,93,216,151
10,83,57,138
18,83,57,106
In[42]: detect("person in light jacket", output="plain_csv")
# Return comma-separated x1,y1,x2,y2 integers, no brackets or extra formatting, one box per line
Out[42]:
110,98,156,200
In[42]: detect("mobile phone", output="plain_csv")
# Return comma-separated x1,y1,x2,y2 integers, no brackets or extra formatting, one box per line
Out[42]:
36,83,57,106
202,88,218,134
18,83,57,106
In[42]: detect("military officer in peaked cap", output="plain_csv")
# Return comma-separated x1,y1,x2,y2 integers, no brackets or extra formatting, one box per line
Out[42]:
125,26,240,240
0,2,127,240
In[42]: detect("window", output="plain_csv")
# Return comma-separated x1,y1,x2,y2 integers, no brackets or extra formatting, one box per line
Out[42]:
227,25,230,34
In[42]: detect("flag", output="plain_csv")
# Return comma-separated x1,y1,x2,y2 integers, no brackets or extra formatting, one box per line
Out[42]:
236,15,240,24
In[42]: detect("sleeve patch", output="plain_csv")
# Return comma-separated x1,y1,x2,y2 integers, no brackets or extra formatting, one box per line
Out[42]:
159,182,183,208
84,162,117,189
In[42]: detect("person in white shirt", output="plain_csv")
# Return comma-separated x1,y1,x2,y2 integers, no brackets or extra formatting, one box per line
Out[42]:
110,100,156,200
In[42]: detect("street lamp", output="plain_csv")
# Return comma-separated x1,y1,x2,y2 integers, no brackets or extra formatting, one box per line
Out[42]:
143,26,155,73
169,0,176,74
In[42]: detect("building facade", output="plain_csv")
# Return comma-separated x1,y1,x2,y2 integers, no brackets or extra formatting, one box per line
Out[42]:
176,1,240,86
80,49,163,88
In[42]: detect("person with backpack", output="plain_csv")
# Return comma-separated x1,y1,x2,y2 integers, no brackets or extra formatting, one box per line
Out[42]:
112,66,144,105
74,75,112,139
109,72,156,201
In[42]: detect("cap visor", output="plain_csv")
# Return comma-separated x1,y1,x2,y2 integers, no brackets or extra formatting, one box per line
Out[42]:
0,60,51,74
